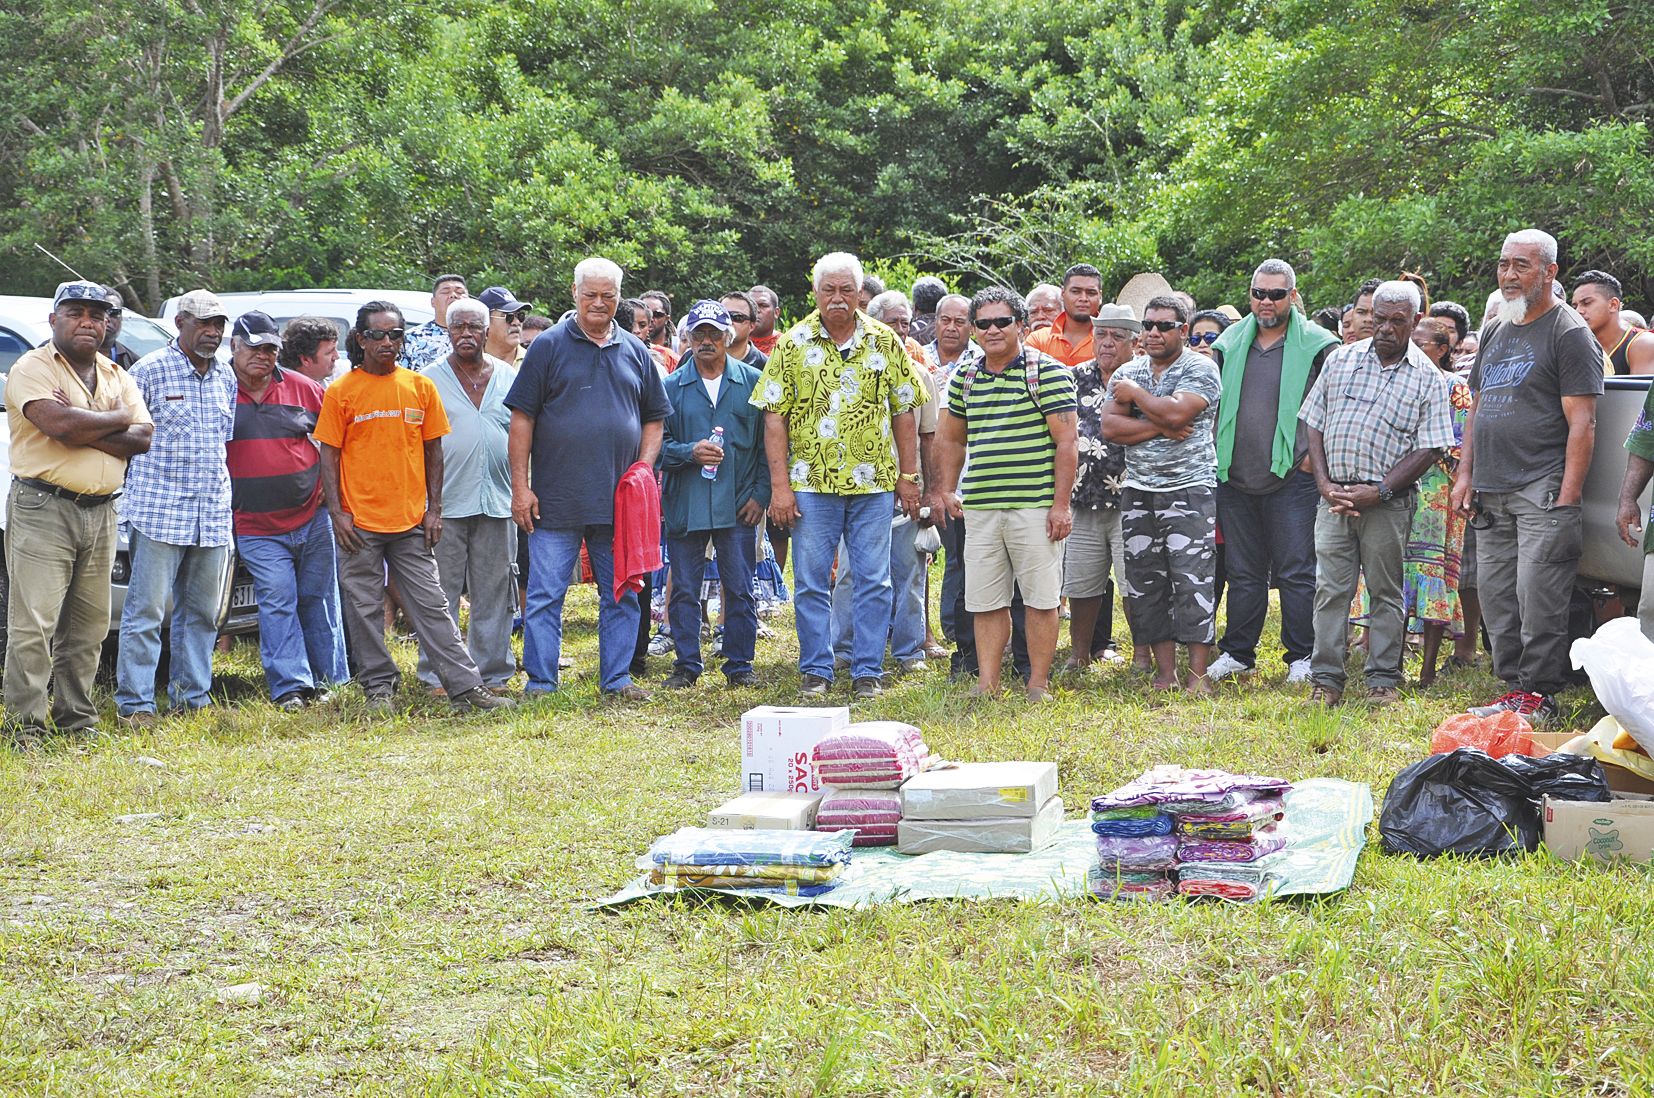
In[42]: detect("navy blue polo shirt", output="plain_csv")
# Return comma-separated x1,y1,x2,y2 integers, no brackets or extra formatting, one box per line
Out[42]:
504,316,670,528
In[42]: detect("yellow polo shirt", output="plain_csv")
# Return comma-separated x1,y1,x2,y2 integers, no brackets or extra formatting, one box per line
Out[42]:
5,345,152,495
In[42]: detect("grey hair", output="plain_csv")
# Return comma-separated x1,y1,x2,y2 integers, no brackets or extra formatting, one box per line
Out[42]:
1371,280,1422,314
1504,229,1558,266
446,298,489,328
1252,258,1297,290
573,256,624,290
866,290,911,323
812,251,864,292
1026,283,1061,305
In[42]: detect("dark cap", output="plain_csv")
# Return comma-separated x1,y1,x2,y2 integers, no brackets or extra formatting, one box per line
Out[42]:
478,286,530,315
232,310,282,348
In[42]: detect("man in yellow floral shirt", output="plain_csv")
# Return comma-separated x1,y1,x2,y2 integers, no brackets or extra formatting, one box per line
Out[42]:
752,251,928,699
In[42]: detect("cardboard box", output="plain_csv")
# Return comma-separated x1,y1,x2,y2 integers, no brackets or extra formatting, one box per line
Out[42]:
707,791,823,831
1526,732,1654,796
1543,794,1654,863
896,796,1065,855
900,761,1059,819
739,706,849,793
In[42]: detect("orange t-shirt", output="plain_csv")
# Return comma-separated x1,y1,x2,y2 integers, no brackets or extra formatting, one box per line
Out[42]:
313,366,451,533
1025,312,1095,368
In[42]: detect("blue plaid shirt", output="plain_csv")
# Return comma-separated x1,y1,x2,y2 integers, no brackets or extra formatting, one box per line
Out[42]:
122,342,236,546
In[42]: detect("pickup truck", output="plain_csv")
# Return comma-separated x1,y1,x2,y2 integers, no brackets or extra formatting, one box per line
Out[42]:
1580,376,1652,596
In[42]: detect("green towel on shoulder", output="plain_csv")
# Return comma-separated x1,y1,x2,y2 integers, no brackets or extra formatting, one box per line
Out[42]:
1211,310,1339,481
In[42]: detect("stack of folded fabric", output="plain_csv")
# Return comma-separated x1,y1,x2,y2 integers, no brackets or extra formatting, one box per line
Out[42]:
812,722,936,789
814,788,902,846
1090,805,1177,901
1174,793,1286,863
643,827,855,897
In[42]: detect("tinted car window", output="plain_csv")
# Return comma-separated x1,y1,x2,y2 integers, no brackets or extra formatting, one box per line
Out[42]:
0,326,32,377
117,315,175,360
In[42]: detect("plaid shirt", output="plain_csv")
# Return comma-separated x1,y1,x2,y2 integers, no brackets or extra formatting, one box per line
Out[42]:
122,342,236,546
1298,338,1456,484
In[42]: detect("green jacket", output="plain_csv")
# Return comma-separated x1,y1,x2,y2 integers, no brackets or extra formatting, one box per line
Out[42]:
660,357,770,537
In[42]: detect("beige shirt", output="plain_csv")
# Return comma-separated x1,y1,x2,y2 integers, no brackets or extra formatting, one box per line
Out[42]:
6,344,151,495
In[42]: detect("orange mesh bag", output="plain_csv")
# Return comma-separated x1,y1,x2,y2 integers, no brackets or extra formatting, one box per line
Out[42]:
1430,712,1535,758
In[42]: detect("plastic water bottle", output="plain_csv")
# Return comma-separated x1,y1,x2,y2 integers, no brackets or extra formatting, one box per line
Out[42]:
701,426,725,480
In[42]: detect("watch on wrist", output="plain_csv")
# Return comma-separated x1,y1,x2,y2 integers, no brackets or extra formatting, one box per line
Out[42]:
898,471,921,483
1377,483,1395,503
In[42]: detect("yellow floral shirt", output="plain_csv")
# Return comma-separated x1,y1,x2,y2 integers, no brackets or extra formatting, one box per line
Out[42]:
749,310,928,494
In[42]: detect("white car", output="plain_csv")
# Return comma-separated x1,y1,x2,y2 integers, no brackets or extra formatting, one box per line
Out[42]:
158,288,435,372
0,294,177,377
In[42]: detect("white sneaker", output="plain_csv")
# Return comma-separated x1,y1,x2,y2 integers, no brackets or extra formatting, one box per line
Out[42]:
1207,652,1255,681
1285,658,1313,684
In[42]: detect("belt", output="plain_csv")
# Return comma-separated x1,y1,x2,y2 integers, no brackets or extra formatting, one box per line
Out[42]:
16,477,120,508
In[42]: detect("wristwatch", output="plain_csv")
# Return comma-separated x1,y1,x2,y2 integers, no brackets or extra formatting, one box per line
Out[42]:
898,471,921,484
1377,482,1395,503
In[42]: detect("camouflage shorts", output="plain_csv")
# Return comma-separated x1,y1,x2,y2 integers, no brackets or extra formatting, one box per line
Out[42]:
1120,485,1218,645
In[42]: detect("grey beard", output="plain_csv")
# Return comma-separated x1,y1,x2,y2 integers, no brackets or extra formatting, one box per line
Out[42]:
1498,285,1543,325
1257,312,1287,330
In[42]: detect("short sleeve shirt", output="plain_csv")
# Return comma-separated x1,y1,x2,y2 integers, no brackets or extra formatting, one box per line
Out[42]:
313,366,451,533
1626,385,1654,552
426,355,518,520
1298,339,1457,484
1108,350,1223,492
398,320,451,372
1025,314,1095,368
1467,305,1604,492
945,351,1077,509
1071,363,1127,511
749,311,928,494
122,344,237,547
5,345,151,496
228,366,326,536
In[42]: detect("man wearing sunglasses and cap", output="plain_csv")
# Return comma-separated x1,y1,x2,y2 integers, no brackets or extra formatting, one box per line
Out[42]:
116,288,239,727
4,282,153,740
479,285,531,366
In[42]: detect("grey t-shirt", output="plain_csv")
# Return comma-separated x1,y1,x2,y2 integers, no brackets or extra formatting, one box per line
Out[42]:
1108,350,1223,492
1467,304,1604,492
1223,338,1319,494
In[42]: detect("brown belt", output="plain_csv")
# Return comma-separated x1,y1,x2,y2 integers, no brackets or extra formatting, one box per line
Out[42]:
15,477,120,508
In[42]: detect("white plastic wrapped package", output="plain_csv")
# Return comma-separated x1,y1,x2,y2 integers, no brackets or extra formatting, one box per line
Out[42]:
1571,618,1654,750
900,761,1058,820
896,796,1065,855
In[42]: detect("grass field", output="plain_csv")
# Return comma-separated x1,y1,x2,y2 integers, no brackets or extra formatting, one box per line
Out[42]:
4,585,1654,1097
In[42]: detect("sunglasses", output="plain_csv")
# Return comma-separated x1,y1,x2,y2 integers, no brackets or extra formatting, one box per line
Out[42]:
725,312,753,323
650,309,670,320
1467,492,1492,530
1188,331,1220,345
491,309,528,321
1251,287,1291,302
359,327,405,342
973,316,1016,331
1142,320,1182,333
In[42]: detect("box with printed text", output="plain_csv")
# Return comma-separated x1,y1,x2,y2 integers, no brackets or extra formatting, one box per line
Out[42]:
739,706,850,793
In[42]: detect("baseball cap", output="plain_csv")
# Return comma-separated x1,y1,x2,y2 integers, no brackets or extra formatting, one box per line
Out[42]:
53,280,114,311
232,310,282,348
1092,302,1142,334
174,288,229,321
685,300,732,333
478,286,531,315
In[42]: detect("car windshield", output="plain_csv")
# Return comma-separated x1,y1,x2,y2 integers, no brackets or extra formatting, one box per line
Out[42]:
118,315,175,359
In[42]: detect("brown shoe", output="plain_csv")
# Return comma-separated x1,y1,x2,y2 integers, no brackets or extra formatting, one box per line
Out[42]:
118,710,160,730
1306,684,1343,707
604,684,651,703
1365,685,1401,707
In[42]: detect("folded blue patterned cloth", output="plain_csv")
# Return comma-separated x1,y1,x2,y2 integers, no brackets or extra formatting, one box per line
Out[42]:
645,827,855,869
1090,813,1174,837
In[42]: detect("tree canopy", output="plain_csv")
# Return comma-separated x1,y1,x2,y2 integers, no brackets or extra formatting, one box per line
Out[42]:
4,0,1651,316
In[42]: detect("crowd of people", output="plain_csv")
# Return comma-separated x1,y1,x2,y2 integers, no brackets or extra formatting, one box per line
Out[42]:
5,227,1653,741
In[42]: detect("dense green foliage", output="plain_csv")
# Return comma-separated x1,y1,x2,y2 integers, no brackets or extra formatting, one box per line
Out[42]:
4,0,1652,315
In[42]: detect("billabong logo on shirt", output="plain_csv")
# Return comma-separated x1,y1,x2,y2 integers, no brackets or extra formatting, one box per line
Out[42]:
403,408,424,425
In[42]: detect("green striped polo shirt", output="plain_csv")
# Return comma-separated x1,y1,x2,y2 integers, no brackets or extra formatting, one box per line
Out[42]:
946,351,1076,509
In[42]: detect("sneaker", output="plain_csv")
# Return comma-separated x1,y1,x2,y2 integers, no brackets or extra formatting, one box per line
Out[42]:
1207,652,1255,681
799,673,831,698
661,670,698,690
603,684,651,703
118,710,160,730
1285,658,1314,684
647,633,674,657
899,657,928,674
726,670,761,688
1470,690,1557,724
1467,691,1528,718
1096,646,1125,664
451,686,516,711
1520,693,1560,725
1365,686,1401,707
1306,684,1342,707
756,622,776,640
365,692,395,714
274,693,307,712
853,677,883,700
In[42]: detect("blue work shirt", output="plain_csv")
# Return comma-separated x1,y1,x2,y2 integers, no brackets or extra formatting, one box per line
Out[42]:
426,354,517,519
123,341,236,547
660,355,770,537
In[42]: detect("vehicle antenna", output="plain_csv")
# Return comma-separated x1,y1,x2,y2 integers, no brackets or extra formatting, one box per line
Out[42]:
33,242,87,281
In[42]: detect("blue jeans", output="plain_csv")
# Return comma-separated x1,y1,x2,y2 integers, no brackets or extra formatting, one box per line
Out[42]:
115,530,230,714
1215,470,1319,667
831,516,926,664
792,491,893,681
237,509,350,700
523,526,639,692
666,525,758,678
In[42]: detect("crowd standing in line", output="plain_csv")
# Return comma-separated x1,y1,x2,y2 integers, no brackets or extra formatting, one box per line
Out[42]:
5,226,1654,742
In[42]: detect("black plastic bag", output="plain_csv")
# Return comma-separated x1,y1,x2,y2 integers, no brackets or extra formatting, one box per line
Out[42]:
1379,748,1540,856
1500,752,1611,810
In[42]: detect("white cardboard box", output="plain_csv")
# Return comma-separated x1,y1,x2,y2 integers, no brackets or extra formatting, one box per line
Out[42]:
896,796,1065,855
739,706,850,793
901,761,1059,819
707,791,823,830
1542,793,1654,863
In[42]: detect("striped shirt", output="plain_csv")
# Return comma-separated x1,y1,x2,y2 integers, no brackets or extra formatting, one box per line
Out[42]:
123,342,237,546
946,350,1076,509
228,366,326,537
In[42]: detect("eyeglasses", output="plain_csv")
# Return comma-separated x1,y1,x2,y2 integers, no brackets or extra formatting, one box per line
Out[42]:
1251,287,1291,302
449,321,486,333
1142,320,1182,333
650,309,670,320
973,316,1016,331
359,327,405,342
1188,331,1220,345
726,312,753,323
491,310,528,322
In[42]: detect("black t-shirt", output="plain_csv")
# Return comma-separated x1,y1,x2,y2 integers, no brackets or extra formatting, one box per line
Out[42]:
1467,305,1603,492
503,318,670,528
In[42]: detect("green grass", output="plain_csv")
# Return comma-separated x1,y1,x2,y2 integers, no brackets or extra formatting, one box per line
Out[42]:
3,585,1654,1096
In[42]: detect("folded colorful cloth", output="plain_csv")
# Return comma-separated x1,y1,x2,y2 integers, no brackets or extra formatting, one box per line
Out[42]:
1175,795,1285,831
1089,865,1175,901
1177,879,1259,902
1094,833,1179,871
645,827,855,869
1091,766,1291,812
1177,827,1288,864
654,862,842,883
1091,805,1164,820
649,868,842,896
815,822,899,846
1090,813,1174,838
816,788,902,842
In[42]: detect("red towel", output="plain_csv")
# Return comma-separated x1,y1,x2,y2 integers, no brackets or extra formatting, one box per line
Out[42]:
612,461,662,601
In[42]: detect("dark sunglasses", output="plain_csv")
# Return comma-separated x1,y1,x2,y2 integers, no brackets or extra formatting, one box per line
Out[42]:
973,316,1016,331
725,312,753,323
1251,287,1291,302
359,327,405,342
1142,320,1182,333
1188,331,1220,345
650,309,670,320
1467,492,1493,530
491,309,528,321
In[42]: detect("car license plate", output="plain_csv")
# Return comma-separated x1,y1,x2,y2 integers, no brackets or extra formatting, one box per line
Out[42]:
231,582,256,610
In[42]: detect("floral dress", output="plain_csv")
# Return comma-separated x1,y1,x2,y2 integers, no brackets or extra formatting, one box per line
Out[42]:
1401,374,1473,633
